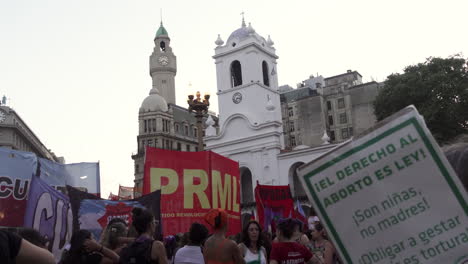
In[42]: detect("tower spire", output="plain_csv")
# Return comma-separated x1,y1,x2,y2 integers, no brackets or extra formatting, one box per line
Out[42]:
160,8,163,26
241,11,246,27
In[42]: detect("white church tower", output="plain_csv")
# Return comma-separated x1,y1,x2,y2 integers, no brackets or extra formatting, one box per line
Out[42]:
205,18,285,205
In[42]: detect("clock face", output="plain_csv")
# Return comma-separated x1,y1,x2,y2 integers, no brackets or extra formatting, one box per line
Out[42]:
0,110,6,123
158,56,169,66
232,92,243,104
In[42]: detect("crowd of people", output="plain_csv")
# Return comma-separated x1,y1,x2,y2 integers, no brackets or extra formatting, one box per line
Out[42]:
1,142,467,264
0,207,341,264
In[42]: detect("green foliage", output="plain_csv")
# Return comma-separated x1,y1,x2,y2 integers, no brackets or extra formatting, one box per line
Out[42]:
374,55,468,143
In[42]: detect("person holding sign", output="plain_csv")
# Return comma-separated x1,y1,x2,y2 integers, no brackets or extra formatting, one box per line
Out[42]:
270,218,314,264
307,223,340,264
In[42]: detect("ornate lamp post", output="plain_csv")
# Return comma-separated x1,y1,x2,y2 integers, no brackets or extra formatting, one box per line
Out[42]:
187,91,210,151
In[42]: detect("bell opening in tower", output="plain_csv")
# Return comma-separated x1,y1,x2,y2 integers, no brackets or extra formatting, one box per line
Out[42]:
230,60,243,87
160,41,166,52
262,61,270,87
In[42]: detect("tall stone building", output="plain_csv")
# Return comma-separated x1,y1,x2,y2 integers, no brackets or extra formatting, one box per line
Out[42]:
280,71,383,149
131,22,210,197
0,103,63,162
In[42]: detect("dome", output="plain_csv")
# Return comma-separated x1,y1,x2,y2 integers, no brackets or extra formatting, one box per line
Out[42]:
155,22,169,38
139,87,168,113
226,24,267,46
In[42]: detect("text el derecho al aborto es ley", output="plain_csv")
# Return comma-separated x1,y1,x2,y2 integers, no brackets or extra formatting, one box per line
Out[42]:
300,116,468,263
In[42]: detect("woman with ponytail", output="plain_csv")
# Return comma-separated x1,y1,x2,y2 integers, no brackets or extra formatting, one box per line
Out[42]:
203,208,245,264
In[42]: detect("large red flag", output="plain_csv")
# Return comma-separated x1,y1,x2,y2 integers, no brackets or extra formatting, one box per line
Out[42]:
254,182,295,230
143,147,241,236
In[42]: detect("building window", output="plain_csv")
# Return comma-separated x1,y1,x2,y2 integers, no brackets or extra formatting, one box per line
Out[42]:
289,121,295,132
291,136,296,147
195,147,199,151
175,123,179,133
186,145,190,151
184,125,189,136
340,113,347,124
330,131,336,141
328,115,334,126
288,107,294,117
342,128,349,139
316,82,322,89
152,119,156,132
162,80,167,84
177,142,181,151
327,101,332,111
148,139,153,147
349,127,353,137
338,98,345,109
144,120,147,133
194,128,198,137
135,164,139,174
262,61,270,87
230,60,243,87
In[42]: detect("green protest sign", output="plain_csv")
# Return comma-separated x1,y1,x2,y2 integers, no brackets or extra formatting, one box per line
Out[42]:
297,106,467,264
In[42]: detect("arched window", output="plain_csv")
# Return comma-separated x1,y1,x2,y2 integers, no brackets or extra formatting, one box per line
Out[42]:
230,60,243,87
240,167,254,204
160,41,166,52
289,162,306,198
262,61,270,86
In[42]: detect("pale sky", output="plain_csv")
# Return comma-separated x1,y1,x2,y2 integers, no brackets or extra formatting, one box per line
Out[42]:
1,0,467,197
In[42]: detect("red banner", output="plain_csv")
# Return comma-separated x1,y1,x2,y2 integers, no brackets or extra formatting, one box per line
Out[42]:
143,147,241,236
254,182,294,230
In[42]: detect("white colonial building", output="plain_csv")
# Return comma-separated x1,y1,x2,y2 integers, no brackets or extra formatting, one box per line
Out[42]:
205,19,337,215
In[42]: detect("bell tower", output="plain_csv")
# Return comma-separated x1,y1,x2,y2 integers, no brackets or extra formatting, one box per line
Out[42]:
150,21,177,105
212,20,281,129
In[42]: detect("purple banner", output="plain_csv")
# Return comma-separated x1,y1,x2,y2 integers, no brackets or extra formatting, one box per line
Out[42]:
24,176,72,261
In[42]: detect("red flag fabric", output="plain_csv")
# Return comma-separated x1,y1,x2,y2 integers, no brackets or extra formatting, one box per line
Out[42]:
254,182,294,230
143,147,241,236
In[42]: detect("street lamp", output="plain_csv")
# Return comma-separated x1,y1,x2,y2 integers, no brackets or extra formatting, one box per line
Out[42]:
187,91,210,151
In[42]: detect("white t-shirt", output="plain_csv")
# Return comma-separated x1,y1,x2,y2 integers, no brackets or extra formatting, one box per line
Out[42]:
173,245,204,264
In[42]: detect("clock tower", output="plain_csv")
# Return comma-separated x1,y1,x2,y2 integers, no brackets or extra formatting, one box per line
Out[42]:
150,22,177,105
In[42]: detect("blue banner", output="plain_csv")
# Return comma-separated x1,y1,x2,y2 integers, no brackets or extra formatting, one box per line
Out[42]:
39,158,101,196
0,147,37,226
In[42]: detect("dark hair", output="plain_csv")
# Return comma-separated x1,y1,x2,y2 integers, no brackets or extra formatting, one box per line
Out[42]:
131,207,154,234
17,228,47,248
63,230,92,264
164,235,177,259
241,221,264,249
189,222,208,245
108,217,127,227
277,218,295,239
102,221,127,249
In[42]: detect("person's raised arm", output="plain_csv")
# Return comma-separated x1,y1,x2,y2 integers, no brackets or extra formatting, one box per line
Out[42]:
15,238,55,264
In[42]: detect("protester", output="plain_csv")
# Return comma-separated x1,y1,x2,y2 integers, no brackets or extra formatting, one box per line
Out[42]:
291,219,310,246
238,220,267,264
100,218,131,254
261,231,272,263
203,208,245,264
0,229,55,264
164,235,177,263
61,229,120,264
174,222,208,264
270,218,313,264
119,207,167,264
307,222,341,264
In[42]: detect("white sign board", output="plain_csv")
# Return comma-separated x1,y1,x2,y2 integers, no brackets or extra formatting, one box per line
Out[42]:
297,106,468,264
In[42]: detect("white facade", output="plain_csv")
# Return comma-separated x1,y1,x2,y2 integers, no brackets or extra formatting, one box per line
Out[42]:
205,20,338,211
